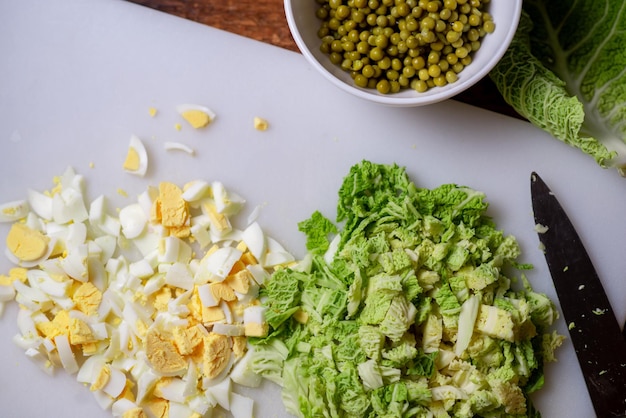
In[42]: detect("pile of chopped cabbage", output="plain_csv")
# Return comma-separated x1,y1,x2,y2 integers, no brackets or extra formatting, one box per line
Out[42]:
249,161,563,418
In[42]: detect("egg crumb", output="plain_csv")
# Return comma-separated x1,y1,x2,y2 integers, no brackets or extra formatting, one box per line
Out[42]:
181,110,211,129
149,107,158,117
253,116,269,131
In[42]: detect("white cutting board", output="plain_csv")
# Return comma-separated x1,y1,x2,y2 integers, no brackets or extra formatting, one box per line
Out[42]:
0,0,624,416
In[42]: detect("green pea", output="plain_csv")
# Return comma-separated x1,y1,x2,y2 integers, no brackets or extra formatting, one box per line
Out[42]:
354,74,369,87
376,79,391,93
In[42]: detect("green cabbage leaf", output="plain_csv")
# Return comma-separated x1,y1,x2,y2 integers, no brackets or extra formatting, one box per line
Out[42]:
490,0,626,174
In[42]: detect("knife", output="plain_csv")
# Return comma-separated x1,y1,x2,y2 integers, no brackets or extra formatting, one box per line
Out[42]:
531,172,626,418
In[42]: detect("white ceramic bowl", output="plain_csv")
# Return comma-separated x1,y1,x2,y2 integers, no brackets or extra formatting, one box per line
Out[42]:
285,0,522,107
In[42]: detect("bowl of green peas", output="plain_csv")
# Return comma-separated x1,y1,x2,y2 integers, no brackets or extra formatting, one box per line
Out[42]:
285,0,522,106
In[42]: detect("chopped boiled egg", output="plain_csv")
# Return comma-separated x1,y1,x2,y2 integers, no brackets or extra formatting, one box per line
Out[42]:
6,223,50,263
0,166,296,416
0,200,29,222
176,104,216,129
123,135,148,177
151,182,190,238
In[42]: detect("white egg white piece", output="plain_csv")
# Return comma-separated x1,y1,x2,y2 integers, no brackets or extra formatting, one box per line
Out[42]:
0,284,15,302
24,347,54,375
157,377,188,403
187,394,212,416
27,189,53,220
242,222,266,264
168,401,198,418
159,236,192,264
92,388,115,410
164,141,195,155
212,181,246,215
61,243,89,282
164,262,194,291
135,367,160,404
111,398,140,418
202,246,243,281
197,283,218,307
0,199,29,222
129,259,154,279
123,134,148,177
246,263,270,286
230,392,255,418
27,269,70,298
212,322,244,337
243,305,267,325
181,180,210,203
54,334,79,374
264,250,296,268
89,195,121,237
76,355,107,384
102,366,127,398
230,348,262,388
204,376,231,410
52,187,89,225
119,203,148,239
190,222,212,249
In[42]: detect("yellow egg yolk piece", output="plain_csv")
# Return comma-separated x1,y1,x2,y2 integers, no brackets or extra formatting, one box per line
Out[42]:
6,223,50,262
123,147,141,172
172,325,203,356
73,282,103,316
202,332,230,379
145,328,187,375
253,116,269,131
123,408,148,418
69,317,96,345
181,109,211,129
151,182,190,238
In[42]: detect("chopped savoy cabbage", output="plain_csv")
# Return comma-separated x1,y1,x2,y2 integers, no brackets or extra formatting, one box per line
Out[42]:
250,161,563,417
490,0,626,175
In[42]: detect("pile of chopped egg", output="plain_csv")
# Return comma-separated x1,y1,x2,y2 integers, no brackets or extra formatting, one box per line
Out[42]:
0,166,295,418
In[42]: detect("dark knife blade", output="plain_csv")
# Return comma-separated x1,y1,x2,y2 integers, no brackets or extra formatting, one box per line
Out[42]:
531,172,626,418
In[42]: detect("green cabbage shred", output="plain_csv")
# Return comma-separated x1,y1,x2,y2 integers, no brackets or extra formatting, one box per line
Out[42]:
250,161,563,417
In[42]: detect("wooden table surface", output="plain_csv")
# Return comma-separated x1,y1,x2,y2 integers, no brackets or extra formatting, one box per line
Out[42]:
127,0,521,119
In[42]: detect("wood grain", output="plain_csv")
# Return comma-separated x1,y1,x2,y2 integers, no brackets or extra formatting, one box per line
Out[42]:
126,0,521,119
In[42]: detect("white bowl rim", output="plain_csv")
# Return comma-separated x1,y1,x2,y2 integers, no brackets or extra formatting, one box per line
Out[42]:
285,0,523,107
